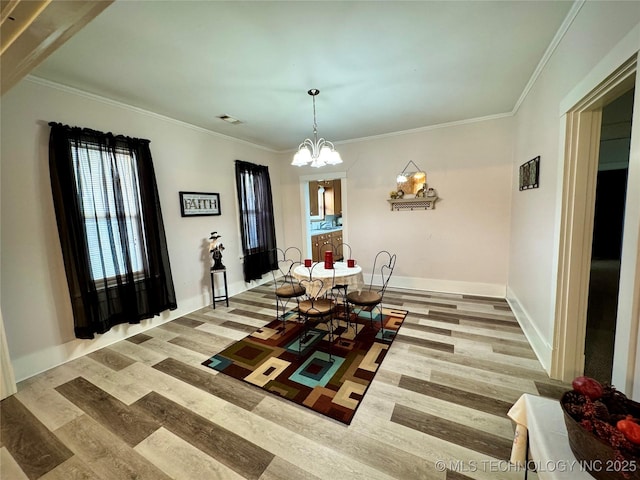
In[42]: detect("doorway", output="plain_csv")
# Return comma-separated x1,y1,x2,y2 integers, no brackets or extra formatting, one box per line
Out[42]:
299,172,347,261
552,56,640,397
584,89,634,383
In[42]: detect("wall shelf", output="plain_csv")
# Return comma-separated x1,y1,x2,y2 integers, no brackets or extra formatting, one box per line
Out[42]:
387,197,438,211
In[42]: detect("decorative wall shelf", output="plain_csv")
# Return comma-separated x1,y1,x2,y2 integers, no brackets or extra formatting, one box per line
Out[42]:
387,197,438,211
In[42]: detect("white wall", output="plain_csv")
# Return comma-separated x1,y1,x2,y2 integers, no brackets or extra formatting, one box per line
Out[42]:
280,117,515,297
0,78,283,381
508,2,640,371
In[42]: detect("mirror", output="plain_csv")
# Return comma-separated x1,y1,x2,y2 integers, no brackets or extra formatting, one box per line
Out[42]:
396,170,426,195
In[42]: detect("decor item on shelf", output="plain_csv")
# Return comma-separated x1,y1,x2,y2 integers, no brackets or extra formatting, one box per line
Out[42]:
291,89,342,168
209,231,225,270
415,183,427,197
396,160,426,195
519,156,540,190
427,187,437,197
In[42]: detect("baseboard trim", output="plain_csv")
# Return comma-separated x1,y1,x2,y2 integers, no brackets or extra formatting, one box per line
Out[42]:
11,275,513,382
12,275,275,382
12,311,177,383
506,286,553,374
390,276,506,298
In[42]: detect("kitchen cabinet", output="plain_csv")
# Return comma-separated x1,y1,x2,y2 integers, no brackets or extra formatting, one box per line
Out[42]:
309,180,319,217
311,230,343,262
311,232,332,262
321,180,342,216
333,180,342,215
309,179,341,218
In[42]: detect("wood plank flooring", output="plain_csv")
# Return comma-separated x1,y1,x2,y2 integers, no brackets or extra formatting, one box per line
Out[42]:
1,284,569,479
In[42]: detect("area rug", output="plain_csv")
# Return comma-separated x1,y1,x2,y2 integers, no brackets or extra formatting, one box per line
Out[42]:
202,305,408,425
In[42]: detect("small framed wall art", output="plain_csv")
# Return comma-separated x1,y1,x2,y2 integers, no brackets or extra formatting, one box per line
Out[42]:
179,192,221,217
519,156,540,191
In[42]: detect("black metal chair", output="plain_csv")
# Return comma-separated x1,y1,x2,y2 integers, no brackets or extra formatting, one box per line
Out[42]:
297,262,337,360
271,247,305,333
331,242,354,320
346,250,397,337
335,241,352,264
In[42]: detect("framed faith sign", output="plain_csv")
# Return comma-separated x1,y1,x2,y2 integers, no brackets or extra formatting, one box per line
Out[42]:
179,192,221,217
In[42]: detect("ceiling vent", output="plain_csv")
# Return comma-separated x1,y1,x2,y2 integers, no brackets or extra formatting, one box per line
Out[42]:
217,114,243,125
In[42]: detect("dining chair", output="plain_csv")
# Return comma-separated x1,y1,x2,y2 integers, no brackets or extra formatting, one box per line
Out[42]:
271,247,305,333
346,250,397,337
320,240,350,263
297,262,337,360
336,242,352,263
332,241,353,319
318,240,337,262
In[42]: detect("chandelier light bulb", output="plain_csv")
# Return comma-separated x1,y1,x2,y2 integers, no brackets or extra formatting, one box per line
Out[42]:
319,145,332,160
327,150,342,165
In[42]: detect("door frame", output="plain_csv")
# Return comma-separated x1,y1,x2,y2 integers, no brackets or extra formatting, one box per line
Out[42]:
1,307,17,399
299,171,347,259
552,55,639,396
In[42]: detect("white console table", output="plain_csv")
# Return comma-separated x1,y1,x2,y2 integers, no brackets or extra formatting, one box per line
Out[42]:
509,394,595,480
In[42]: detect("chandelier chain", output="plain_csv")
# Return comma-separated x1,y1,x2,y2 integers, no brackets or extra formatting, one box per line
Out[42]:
312,94,318,135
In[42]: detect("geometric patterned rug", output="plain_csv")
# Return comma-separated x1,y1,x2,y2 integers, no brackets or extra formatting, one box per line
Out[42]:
202,305,408,425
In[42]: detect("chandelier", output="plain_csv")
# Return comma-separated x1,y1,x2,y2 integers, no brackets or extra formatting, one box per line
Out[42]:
291,89,342,168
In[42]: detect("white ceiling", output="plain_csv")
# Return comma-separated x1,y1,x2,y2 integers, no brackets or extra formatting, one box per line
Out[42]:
30,1,575,152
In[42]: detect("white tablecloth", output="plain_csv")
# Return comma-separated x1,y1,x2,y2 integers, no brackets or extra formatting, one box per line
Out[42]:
508,394,595,480
293,262,364,298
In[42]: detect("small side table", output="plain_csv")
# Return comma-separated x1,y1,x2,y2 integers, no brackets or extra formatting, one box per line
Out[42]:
210,268,229,308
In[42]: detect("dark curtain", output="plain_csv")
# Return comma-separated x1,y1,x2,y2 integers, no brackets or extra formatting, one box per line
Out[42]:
235,160,277,282
49,122,177,339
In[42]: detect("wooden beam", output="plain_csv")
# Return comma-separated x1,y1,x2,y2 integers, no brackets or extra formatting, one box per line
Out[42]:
1,0,113,96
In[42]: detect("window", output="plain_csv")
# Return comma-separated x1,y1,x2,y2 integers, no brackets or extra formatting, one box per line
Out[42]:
49,123,176,339
73,143,146,281
237,169,260,251
235,160,277,282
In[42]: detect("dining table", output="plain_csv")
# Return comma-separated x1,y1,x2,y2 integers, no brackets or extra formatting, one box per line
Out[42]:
292,261,364,299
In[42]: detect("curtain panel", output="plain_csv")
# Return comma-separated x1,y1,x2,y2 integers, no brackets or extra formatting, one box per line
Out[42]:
235,160,277,282
49,123,177,339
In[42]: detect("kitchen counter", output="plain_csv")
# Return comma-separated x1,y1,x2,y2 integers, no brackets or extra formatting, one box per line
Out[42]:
310,227,342,234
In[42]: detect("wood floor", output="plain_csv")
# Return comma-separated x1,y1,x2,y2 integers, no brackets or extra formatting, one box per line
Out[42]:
1,284,569,480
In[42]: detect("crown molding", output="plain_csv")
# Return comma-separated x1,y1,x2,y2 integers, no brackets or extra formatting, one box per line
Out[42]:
341,112,514,147
25,75,279,153
511,0,586,115
280,111,514,154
